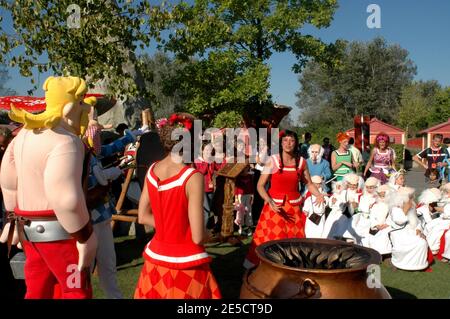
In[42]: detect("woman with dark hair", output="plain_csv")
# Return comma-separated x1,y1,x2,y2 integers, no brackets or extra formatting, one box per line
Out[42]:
134,114,221,299
364,132,396,184
243,130,325,268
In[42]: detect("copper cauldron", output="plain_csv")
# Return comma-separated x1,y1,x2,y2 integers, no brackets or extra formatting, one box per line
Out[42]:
240,238,391,299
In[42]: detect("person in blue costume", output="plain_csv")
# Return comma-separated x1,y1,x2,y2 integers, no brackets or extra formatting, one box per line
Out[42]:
306,144,332,193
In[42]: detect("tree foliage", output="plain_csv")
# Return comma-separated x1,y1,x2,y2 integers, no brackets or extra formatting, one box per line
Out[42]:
396,81,440,137
297,37,417,136
279,113,296,131
0,63,15,96
428,87,450,125
138,51,187,119
0,0,342,128
150,0,342,126
0,0,155,97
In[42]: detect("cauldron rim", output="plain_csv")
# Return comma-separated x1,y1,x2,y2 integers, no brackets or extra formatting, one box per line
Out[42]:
256,238,381,274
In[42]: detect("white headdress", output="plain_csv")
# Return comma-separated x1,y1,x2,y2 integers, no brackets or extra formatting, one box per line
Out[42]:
311,175,323,184
390,186,415,208
363,177,379,195
418,188,441,205
332,180,346,193
344,173,359,186
388,169,406,187
441,182,450,193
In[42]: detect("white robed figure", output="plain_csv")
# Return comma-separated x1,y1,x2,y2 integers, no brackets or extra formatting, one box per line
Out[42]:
388,170,406,192
441,183,450,206
368,184,393,255
417,188,449,254
390,187,429,271
324,174,361,241
341,174,363,242
437,184,450,261
439,205,450,261
323,181,347,239
352,177,379,247
304,176,329,238
417,188,441,227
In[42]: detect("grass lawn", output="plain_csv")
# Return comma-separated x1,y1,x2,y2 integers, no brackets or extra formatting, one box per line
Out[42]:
93,233,450,299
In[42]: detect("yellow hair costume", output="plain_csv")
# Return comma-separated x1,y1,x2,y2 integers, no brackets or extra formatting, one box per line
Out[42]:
9,76,89,130
80,96,97,137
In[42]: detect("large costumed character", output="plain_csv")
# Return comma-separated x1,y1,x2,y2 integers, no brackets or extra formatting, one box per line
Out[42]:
0,76,98,299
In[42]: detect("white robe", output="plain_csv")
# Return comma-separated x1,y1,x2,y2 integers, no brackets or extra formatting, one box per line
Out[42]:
442,228,450,259
352,194,377,247
323,191,353,240
424,204,450,253
341,190,362,243
389,184,402,192
304,193,329,238
390,207,429,271
323,191,347,239
368,201,392,255
416,205,434,228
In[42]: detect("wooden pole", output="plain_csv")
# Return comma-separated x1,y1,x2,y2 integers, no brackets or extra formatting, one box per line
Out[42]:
110,162,136,230
221,178,236,238
110,108,147,230
142,109,150,127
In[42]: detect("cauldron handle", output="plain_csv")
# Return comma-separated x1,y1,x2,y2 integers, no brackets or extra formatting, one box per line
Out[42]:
287,278,320,299
243,267,270,298
243,267,320,299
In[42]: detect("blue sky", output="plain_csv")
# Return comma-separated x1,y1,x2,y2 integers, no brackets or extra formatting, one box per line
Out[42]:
3,0,450,121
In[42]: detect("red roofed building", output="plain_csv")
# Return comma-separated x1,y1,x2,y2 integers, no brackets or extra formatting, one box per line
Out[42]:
346,117,406,145
419,118,450,148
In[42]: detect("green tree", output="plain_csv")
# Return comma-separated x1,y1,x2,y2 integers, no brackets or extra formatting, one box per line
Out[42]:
151,0,342,127
0,64,16,124
297,37,417,132
428,87,450,125
0,0,156,126
139,51,187,119
0,64,16,96
397,81,440,137
279,113,296,131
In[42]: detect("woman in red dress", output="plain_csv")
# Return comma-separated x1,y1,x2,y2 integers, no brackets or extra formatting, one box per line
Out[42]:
134,114,221,299
244,130,325,269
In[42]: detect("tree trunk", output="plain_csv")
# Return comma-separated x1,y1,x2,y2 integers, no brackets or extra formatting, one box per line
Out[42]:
94,0,154,129
256,18,264,61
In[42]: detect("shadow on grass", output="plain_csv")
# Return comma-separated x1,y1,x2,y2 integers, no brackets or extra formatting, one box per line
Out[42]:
114,234,152,267
385,286,417,299
209,242,250,299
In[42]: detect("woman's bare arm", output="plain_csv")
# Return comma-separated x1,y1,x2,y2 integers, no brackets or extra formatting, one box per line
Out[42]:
137,181,154,227
186,172,206,245
257,160,280,212
331,151,341,171
364,149,375,176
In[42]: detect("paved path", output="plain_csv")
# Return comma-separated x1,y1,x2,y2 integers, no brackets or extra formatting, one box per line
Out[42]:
405,166,427,194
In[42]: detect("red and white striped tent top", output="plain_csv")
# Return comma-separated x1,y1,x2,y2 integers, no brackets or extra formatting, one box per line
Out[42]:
0,94,105,112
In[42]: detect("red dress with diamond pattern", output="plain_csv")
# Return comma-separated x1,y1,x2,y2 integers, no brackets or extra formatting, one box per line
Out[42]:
134,163,221,299
244,155,306,268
